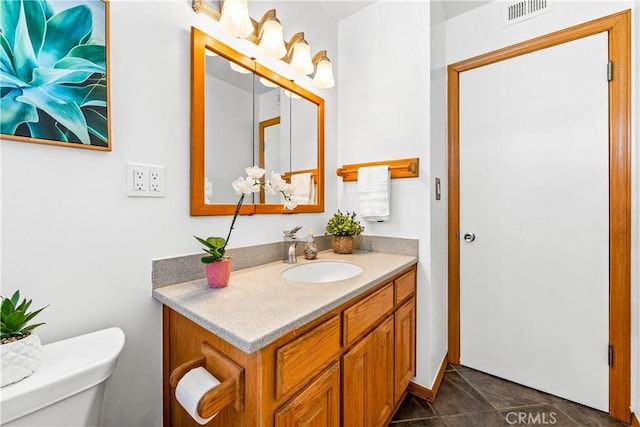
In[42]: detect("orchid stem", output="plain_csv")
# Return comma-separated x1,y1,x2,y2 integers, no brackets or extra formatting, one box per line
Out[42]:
222,193,245,254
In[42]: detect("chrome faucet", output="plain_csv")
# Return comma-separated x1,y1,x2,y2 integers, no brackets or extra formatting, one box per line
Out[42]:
283,226,303,264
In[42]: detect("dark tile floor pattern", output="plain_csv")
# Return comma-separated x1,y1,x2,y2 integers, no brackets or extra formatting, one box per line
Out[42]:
390,364,630,426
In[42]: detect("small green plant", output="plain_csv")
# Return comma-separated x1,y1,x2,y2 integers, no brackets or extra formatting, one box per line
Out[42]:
325,210,365,237
1,291,47,342
194,236,228,264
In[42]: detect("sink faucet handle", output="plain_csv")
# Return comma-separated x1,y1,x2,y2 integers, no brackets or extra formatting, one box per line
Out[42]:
283,226,302,238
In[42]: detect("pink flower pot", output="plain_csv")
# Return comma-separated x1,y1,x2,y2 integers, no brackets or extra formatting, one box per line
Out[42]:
205,258,232,288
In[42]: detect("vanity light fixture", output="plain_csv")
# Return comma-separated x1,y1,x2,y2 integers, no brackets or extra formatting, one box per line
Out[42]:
229,61,252,74
283,89,301,99
311,51,335,89
219,0,253,38
192,0,335,88
286,32,314,76
259,77,279,88
257,9,286,59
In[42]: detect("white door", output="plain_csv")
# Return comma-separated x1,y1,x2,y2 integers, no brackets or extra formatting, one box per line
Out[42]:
459,32,609,411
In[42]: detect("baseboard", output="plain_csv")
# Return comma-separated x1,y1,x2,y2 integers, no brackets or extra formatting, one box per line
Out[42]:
632,412,639,427
408,353,448,403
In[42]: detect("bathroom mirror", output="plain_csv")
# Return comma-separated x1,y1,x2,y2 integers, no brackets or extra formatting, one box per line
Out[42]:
191,27,325,216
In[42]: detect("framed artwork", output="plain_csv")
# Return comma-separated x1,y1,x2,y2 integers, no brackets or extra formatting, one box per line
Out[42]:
0,0,111,151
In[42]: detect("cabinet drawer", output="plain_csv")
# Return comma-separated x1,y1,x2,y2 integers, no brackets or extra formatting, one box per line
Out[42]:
343,283,394,346
395,269,416,305
276,316,341,399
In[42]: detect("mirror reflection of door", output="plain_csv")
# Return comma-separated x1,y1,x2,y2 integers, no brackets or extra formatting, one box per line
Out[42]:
259,117,281,204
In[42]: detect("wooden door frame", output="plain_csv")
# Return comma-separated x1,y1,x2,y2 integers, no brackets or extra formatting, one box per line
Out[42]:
447,10,632,422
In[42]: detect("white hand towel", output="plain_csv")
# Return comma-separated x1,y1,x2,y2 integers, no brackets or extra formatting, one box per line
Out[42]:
291,173,314,205
358,165,390,222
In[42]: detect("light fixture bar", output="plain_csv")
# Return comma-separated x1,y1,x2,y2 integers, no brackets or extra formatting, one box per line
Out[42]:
192,0,335,89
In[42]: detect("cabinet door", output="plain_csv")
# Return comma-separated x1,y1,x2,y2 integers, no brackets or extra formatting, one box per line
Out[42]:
394,299,416,404
371,316,395,426
343,317,394,427
275,362,340,427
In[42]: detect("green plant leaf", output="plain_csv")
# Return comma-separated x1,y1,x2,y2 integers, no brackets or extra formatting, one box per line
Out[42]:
13,0,39,82
0,0,21,48
30,67,94,86
206,237,226,249
9,291,20,307
21,305,47,325
1,89,38,135
83,107,107,143
22,0,47,59
0,32,16,76
17,86,90,144
39,5,92,68
23,109,64,141
0,70,24,88
65,44,105,69
21,322,45,333
201,255,218,263
54,57,104,74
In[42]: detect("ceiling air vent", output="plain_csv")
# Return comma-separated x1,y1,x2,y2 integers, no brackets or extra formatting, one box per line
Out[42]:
502,0,553,26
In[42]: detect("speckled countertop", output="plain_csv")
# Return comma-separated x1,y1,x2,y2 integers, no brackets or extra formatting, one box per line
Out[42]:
153,250,417,354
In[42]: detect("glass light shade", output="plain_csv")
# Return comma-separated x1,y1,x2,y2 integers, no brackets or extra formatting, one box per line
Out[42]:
258,19,286,59
219,0,254,38
259,77,279,88
283,89,301,99
312,59,335,89
230,61,251,74
289,41,314,75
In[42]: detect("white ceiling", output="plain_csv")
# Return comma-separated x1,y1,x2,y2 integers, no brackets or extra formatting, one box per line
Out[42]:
315,0,493,22
316,2,375,21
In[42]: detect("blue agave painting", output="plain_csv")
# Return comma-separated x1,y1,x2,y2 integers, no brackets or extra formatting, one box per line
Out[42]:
1,0,109,148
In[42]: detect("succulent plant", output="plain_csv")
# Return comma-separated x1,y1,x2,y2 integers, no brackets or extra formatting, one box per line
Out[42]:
1,291,47,342
325,210,365,237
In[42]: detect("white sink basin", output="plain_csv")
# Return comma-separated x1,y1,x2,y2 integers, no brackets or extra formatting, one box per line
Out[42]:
282,261,363,283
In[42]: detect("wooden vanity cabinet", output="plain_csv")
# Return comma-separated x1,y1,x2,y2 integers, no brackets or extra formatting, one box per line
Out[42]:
343,316,395,427
163,264,417,427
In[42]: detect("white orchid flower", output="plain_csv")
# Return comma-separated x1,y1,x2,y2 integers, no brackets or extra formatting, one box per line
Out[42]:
232,176,254,195
283,183,296,197
284,198,298,210
264,181,277,196
245,165,266,180
269,172,287,191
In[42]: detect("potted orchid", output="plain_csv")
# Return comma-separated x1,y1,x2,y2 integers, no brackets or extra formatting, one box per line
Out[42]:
195,166,297,288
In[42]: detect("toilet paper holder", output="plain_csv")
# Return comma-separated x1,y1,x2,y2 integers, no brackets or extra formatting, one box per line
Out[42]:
169,341,245,418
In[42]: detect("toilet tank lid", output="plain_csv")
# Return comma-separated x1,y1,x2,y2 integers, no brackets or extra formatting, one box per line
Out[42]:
1,327,125,424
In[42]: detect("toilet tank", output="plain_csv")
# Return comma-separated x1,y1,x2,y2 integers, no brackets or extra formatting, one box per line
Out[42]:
1,327,125,426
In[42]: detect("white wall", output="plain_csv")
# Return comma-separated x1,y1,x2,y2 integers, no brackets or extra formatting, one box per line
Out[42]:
205,74,254,203
338,1,449,388
0,1,338,425
446,0,639,417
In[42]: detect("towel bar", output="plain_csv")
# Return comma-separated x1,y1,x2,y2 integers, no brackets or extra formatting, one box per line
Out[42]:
336,158,419,182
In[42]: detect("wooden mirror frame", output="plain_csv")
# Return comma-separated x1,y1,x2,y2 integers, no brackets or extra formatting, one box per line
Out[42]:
190,27,325,216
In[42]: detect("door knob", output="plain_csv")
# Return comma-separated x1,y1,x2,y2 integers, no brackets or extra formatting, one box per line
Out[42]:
463,233,476,243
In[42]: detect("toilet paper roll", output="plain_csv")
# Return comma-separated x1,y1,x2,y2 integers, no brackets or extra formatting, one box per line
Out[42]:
175,367,221,425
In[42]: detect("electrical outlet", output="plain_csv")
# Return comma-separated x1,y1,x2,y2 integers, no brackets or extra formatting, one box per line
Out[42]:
133,169,148,191
127,163,166,198
149,169,162,193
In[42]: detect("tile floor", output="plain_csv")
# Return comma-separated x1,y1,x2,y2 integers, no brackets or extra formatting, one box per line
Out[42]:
390,364,630,426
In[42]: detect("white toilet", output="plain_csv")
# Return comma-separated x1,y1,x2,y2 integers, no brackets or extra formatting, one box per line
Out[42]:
1,327,125,426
